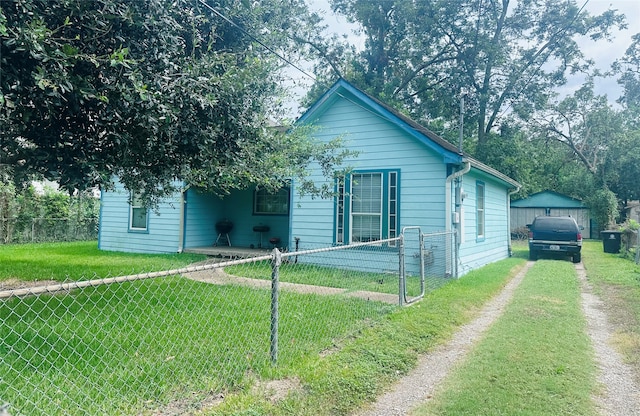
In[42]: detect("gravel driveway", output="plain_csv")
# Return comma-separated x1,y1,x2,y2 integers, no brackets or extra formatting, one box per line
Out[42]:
577,263,640,416
354,261,640,416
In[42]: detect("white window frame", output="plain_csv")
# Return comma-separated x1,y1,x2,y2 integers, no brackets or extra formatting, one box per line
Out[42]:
335,170,399,245
350,172,383,243
476,182,485,240
129,193,148,231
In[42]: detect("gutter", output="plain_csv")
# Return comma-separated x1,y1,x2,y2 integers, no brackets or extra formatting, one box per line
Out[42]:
445,160,471,278
507,184,522,256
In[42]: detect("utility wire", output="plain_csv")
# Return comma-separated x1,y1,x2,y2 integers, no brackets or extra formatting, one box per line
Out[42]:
197,0,317,82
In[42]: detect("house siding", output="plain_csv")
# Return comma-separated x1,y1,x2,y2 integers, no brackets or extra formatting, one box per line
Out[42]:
291,94,448,250
98,78,517,273
458,172,510,274
99,181,182,253
183,189,222,248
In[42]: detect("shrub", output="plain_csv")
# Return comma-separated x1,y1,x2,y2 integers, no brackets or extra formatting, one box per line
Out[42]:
618,220,639,261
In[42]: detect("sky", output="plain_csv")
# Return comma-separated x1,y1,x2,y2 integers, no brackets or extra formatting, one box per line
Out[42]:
572,0,640,100
284,0,640,117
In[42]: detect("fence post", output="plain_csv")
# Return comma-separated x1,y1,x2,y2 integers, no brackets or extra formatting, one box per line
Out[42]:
398,233,405,306
270,248,282,363
419,230,425,293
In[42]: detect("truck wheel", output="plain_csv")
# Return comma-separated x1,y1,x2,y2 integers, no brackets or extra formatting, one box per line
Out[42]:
529,250,538,261
572,253,581,263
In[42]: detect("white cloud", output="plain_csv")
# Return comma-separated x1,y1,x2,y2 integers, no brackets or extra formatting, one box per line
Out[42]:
579,0,640,102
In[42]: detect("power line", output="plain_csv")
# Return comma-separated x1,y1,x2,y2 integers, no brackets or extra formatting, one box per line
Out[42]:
197,0,317,82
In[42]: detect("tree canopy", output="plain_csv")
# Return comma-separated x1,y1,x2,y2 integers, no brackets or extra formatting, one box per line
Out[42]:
0,0,347,203
301,0,637,225
2,0,639,226
310,0,625,159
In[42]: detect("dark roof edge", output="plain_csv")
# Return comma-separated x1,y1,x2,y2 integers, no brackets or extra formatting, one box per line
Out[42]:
467,158,521,189
301,78,520,189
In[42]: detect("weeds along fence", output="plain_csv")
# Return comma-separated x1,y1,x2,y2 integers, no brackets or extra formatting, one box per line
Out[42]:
0,217,98,244
0,230,455,416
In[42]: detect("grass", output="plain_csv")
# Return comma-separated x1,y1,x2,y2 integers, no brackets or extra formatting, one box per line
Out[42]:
413,259,597,416
206,256,527,415
13,241,621,415
582,240,640,375
226,261,430,295
0,241,207,282
1,275,392,415
1,241,526,415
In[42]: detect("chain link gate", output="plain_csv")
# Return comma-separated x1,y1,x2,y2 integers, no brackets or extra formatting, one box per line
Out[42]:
399,227,425,305
398,228,457,306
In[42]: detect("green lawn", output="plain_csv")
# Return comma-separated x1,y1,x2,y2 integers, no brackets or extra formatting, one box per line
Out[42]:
582,240,640,372
9,241,629,416
1,274,392,415
226,260,433,295
413,259,597,416
0,241,525,416
0,241,207,282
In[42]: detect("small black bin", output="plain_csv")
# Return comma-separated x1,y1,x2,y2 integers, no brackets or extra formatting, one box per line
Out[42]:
601,230,622,253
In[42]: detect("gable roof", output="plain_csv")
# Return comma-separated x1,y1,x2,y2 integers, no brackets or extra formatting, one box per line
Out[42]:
297,78,520,189
511,190,587,208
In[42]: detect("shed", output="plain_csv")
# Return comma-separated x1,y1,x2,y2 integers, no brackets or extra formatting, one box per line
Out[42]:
510,190,592,238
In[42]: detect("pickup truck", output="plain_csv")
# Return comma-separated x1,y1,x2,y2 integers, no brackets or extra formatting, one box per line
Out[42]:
528,216,582,263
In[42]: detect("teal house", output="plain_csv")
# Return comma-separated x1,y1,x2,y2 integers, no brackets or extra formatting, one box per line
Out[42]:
99,79,520,274
98,180,291,254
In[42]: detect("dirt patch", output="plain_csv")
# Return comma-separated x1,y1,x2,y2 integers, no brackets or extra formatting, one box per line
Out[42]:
149,391,225,416
251,377,302,403
183,269,398,304
151,377,302,415
0,278,59,291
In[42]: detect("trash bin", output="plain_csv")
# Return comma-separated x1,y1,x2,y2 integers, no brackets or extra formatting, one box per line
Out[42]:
601,230,622,253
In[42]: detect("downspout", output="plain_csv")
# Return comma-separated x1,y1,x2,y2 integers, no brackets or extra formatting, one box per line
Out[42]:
445,160,471,277
507,184,521,257
177,184,191,253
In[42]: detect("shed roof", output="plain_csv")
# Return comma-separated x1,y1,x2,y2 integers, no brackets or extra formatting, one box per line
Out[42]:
511,191,586,208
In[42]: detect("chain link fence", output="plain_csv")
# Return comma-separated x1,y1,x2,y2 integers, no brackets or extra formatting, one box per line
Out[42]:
0,230,454,415
0,218,98,244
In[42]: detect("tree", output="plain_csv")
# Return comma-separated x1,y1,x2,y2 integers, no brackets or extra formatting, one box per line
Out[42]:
1,0,348,204
313,0,624,160
615,33,640,114
602,128,640,205
528,80,640,226
532,81,620,176
585,187,618,230
609,34,640,204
